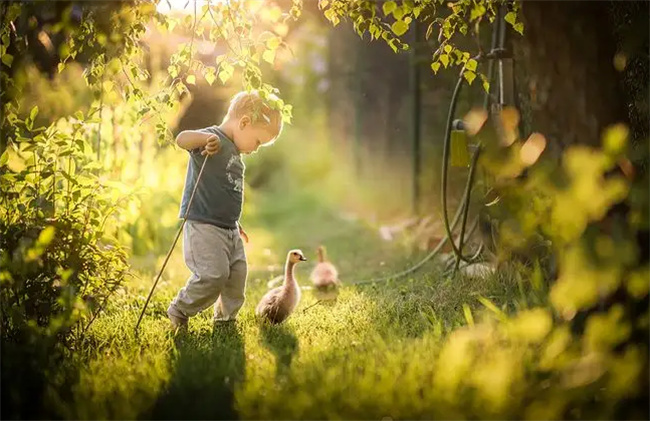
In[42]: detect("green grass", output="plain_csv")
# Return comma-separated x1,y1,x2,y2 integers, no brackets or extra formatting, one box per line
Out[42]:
68,186,524,420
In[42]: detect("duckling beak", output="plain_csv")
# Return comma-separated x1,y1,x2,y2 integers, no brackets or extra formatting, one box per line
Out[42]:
299,256,307,261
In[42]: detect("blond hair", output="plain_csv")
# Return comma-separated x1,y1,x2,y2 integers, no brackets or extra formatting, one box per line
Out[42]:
225,90,283,140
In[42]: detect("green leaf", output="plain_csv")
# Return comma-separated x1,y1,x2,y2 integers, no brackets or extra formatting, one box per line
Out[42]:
262,49,276,64
463,70,476,84
186,74,196,85
462,303,475,327
37,226,56,247
466,59,477,71
603,123,629,155
369,23,379,40
504,11,517,25
103,80,114,92
513,22,524,35
478,296,507,320
108,58,122,73
59,42,70,60
0,150,8,167
388,39,398,53
168,64,179,78
393,7,405,20
382,1,397,16
204,69,216,86
29,106,39,123
470,4,486,22
324,8,340,26
443,44,452,53
218,68,233,84
431,62,441,74
439,54,449,68
1,53,13,67
391,20,409,36
58,62,66,73
221,61,234,74
75,139,86,153
266,36,281,50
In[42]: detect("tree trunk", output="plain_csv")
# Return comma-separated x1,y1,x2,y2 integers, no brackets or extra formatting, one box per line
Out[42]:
514,1,629,154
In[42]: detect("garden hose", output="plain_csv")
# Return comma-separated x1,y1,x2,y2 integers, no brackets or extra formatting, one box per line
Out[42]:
440,72,480,266
442,5,508,274
454,146,482,271
134,154,210,334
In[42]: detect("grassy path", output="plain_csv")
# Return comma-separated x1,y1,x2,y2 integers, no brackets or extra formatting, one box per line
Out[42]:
71,188,520,420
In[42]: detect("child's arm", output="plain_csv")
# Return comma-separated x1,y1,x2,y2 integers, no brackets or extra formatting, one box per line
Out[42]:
176,130,221,156
238,222,249,243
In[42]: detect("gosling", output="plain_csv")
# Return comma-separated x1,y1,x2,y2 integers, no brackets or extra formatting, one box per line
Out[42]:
255,249,306,324
310,245,340,301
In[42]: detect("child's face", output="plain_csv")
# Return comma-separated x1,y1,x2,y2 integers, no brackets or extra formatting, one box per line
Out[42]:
233,115,276,155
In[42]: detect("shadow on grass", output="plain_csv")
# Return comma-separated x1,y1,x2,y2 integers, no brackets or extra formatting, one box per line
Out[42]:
147,322,245,420
1,338,81,419
259,322,299,379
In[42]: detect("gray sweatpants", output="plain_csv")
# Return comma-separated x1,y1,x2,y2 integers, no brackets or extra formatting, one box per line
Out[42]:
168,220,248,322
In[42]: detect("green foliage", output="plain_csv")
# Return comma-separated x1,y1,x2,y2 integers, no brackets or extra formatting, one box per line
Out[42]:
314,3,649,415
318,0,523,87
0,1,310,413
0,110,131,341
0,114,131,417
157,0,298,122
460,109,649,417
319,0,410,53
1,0,648,418
1,4,150,408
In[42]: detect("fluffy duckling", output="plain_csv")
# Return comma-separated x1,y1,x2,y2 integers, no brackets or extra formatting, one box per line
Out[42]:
256,249,306,324
310,245,340,301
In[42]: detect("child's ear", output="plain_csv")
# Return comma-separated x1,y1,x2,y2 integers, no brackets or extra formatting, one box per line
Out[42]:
239,115,251,130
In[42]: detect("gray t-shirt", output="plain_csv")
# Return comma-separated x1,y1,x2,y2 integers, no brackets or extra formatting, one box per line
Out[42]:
178,126,244,229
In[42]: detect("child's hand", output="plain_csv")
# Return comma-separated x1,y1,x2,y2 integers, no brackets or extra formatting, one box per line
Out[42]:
239,225,249,243
201,134,221,156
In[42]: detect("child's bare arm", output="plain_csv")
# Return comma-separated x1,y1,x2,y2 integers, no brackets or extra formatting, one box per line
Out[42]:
238,223,249,243
176,131,220,156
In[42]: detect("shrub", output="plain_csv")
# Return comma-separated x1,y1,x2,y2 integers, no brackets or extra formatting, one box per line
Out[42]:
0,111,130,418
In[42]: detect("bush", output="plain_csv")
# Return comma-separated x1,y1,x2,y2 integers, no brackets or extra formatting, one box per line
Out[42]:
0,111,130,418
446,111,650,419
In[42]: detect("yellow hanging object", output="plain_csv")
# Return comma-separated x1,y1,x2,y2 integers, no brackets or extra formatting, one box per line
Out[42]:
450,129,470,167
